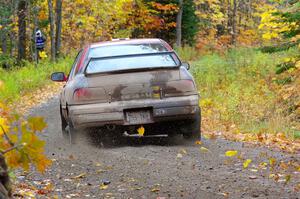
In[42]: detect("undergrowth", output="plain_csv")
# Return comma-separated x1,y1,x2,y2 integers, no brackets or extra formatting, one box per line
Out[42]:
191,47,299,138
0,57,72,103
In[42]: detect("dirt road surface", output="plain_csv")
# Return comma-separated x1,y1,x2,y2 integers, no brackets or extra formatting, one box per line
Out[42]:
19,96,299,199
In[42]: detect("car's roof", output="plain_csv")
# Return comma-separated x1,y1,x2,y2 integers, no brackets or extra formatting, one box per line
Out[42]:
90,38,172,51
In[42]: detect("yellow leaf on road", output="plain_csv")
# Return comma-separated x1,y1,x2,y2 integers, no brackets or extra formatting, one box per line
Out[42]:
100,184,108,190
243,159,252,168
200,146,210,152
225,150,238,157
151,188,160,192
137,126,145,136
269,158,277,167
72,173,86,179
195,140,202,145
179,148,187,154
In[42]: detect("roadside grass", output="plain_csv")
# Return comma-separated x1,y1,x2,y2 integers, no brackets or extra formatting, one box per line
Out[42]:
175,46,200,61
0,57,72,103
191,47,299,139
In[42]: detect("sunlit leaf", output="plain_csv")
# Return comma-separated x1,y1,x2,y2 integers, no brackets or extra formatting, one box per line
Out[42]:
28,117,47,132
137,126,145,137
225,150,238,157
243,159,252,169
195,140,202,145
269,158,277,167
100,184,108,190
200,146,210,152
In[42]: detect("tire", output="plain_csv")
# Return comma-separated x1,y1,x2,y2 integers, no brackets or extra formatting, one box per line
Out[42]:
102,126,124,145
60,106,68,140
68,119,79,144
182,109,201,141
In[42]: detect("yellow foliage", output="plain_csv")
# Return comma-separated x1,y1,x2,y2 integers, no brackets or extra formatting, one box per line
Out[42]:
39,51,47,59
0,117,9,136
0,98,51,173
259,9,297,41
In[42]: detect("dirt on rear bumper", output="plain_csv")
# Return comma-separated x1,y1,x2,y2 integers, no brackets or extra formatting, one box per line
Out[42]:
68,95,199,128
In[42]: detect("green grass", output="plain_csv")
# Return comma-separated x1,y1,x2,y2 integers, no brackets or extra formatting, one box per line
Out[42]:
191,47,299,137
175,46,200,62
0,57,73,103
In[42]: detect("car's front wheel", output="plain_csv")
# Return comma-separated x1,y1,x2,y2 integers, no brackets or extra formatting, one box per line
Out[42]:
181,110,201,141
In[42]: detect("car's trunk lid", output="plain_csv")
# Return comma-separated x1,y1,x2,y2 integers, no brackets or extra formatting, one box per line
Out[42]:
85,69,181,102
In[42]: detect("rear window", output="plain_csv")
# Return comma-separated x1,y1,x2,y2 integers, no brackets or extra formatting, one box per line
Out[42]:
86,53,179,74
88,44,168,58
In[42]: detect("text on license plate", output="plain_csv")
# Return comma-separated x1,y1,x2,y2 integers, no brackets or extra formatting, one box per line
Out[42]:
125,110,152,124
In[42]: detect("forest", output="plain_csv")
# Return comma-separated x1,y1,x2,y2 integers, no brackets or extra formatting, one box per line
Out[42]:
0,0,299,198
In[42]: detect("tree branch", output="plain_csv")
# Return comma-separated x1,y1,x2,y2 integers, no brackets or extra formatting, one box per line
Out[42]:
0,125,14,147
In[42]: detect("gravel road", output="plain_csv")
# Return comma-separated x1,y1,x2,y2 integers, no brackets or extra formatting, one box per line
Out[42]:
22,96,299,199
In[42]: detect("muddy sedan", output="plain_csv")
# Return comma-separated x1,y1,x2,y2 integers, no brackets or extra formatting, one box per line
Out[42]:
51,39,201,142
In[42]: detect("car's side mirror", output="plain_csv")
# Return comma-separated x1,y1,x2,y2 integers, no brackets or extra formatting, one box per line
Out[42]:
51,72,67,82
182,62,190,70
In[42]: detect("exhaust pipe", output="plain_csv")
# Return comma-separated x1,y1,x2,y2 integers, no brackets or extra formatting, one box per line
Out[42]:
106,124,116,131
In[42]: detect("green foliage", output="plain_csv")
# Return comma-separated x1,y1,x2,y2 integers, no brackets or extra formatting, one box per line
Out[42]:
182,0,199,46
0,57,72,103
192,48,296,136
174,46,199,61
0,54,17,69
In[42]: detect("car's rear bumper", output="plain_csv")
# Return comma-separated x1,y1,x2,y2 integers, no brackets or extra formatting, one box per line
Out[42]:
68,95,200,128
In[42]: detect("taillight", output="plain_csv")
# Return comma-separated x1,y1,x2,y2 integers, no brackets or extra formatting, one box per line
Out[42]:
73,88,91,101
181,79,195,90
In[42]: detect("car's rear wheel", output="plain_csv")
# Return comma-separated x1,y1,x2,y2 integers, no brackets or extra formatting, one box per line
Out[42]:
60,106,68,140
65,119,78,144
181,110,201,141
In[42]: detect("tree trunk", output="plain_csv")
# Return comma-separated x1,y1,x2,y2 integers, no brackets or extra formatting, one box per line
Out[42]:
17,0,27,60
231,0,237,46
176,0,183,47
55,0,62,59
33,7,38,64
0,154,11,198
48,0,56,61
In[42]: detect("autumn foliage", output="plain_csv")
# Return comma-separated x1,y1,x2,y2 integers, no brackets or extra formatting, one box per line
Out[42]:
0,79,51,195
0,102,51,173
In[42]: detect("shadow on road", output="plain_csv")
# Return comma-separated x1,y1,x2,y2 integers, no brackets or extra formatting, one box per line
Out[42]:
75,129,194,148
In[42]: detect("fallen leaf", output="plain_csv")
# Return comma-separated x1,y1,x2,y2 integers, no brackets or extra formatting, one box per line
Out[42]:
269,158,277,167
225,150,238,157
294,183,300,192
100,184,108,190
176,153,183,158
72,173,86,179
151,188,160,192
195,140,202,145
137,126,145,136
243,159,252,169
179,149,187,154
200,146,210,152
285,175,291,184
95,163,101,167
249,175,257,179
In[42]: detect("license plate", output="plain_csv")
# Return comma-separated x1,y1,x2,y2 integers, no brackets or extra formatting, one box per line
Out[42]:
125,110,152,124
